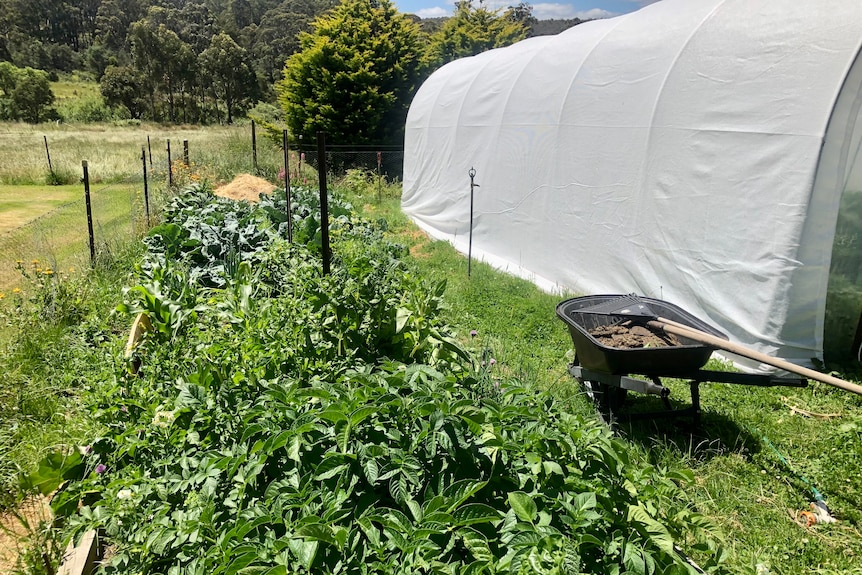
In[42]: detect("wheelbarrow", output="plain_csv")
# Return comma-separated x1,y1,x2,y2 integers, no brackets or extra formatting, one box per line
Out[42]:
555,294,808,424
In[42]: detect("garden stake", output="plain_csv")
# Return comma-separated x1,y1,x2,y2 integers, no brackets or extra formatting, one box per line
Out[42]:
282,129,293,243
468,167,479,277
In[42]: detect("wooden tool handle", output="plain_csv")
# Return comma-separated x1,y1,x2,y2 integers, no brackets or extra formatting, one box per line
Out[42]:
648,318,862,396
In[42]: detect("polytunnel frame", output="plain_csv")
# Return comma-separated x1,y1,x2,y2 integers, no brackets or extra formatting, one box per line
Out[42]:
818,44,862,360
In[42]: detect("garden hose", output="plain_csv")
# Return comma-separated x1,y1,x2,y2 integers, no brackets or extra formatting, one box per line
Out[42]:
752,427,835,524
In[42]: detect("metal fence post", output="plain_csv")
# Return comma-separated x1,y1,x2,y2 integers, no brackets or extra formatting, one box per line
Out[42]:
183,140,189,166
142,147,150,228
166,139,173,187
147,135,153,172
283,129,293,243
317,131,331,275
44,135,54,180
252,120,258,172
82,161,95,267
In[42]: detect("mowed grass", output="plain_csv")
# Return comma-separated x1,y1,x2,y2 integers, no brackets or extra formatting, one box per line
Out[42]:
0,185,80,234
0,183,143,290
0,121,285,289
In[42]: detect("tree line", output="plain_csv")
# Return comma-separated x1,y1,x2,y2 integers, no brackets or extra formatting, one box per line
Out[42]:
0,0,584,143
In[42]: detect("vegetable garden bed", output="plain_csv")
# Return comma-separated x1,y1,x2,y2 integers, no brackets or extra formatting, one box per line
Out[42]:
22,184,728,574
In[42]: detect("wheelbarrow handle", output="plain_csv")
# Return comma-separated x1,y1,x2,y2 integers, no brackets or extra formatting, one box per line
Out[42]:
648,318,862,396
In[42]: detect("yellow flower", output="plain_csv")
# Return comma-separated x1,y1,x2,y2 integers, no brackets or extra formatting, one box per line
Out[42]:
12,288,21,294
0,293,5,299
43,269,54,276
15,260,23,264
31,259,38,265
69,267,75,272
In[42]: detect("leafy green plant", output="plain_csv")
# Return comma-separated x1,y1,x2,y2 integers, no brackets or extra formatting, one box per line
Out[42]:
21,183,728,575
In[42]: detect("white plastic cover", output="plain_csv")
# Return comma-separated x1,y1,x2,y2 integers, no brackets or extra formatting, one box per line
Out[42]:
402,0,862,365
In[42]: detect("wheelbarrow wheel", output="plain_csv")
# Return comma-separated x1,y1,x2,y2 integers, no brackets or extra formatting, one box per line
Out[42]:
574,354,627,412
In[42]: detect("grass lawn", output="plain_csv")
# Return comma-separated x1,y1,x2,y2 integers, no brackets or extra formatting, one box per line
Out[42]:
0,185,80,234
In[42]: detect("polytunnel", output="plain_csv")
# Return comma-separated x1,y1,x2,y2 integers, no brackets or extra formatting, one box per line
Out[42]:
401,0,862,366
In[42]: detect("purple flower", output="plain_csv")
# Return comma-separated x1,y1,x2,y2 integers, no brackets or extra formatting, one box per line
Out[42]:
470,330,478,338
120,406,128,413
489,358,497,366
95,464,107,475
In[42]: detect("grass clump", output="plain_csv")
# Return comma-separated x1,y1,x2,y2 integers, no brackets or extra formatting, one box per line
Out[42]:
0,243,143,511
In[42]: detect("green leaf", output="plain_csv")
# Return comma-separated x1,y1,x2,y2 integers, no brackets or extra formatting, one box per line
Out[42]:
314,453,352,480
453,504,502,526
287,538,318,570
442,479,488,512
460,528,494,563
542,460,564,476
226,551,259,575
363,458,379,484
508,491,537,523
627,504,676,556
296,523,337,546
21,450,84,497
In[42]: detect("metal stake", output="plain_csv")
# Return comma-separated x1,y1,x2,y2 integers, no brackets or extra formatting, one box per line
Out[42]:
317,131,331,275
82,161,95,267
283,129,293,243
142,147,150,228
468,167,479,277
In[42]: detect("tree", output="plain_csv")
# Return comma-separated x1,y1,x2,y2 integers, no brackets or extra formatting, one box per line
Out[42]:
252,0,324,83
424,0,527,67
277,0,425,146
199,32,259,123
0,63,56,123
100,65,145,118
128,15,196,122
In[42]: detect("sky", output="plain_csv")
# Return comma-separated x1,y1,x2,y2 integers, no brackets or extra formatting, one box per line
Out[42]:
392,0,661,21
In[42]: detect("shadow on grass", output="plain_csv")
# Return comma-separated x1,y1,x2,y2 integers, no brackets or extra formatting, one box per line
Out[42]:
594,388,763,465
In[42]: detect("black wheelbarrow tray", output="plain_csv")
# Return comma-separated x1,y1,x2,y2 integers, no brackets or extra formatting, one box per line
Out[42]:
555,294,808,424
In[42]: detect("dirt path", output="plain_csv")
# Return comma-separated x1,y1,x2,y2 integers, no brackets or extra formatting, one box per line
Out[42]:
0,496,52,574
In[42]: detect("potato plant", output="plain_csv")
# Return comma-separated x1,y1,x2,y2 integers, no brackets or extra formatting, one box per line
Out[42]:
26,184,728,575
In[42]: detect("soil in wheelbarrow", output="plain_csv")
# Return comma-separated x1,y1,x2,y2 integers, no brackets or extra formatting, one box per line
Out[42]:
588,323,682,349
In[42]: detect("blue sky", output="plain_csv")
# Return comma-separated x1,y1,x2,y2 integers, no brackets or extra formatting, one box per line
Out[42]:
392,0,660,20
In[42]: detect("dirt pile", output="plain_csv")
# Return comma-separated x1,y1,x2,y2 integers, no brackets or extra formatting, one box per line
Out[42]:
214,174,276,203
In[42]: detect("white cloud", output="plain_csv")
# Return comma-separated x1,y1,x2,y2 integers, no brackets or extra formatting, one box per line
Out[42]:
573,7,618,19
532,3,616,20
416,6,451,17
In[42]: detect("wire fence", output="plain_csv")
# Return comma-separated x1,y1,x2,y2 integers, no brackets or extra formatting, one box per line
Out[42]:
299,147,405,182
0,127,405,292
0,177,155,290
